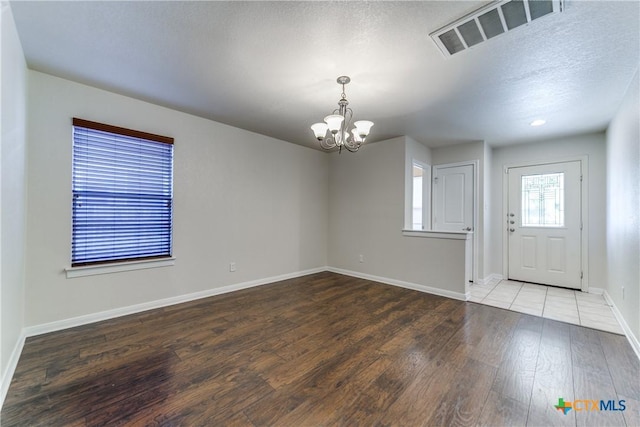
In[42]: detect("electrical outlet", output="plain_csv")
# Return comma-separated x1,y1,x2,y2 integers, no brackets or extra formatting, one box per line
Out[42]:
359,254,364,263
229,262,236,272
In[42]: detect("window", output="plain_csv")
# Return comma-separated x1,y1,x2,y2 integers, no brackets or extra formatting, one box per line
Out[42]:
71,118,174,266
412,164,424,229
409,160,431,230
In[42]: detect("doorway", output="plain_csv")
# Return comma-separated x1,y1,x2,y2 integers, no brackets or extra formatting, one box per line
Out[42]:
432,163,474,232
506,160,583,289
432,162,476,282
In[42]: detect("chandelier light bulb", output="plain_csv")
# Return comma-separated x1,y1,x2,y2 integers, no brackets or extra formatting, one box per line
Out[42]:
354,120,374,138
310,123,328,140
351,128,363,143
324,115,344,134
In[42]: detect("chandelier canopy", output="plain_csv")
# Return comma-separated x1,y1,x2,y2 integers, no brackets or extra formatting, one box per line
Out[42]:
310,76,374,153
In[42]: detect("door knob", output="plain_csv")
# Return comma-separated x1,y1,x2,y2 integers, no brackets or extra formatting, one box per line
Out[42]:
509,213,515,217
463,227,472,231
509,228,515,232
509,220,515,224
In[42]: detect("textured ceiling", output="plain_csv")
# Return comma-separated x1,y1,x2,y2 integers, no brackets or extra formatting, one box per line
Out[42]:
10,1,640,150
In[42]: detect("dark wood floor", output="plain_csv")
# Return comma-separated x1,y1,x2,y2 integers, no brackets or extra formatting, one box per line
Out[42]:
2,272,638,426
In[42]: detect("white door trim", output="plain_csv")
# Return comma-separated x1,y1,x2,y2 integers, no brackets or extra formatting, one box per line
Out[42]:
502,155,589,292
433,160,479,284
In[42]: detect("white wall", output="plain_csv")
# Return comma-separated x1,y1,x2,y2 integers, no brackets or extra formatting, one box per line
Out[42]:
1,2,28,390
489,133,607,289
606,70,639,341
24,71,328,326
328,137,468,297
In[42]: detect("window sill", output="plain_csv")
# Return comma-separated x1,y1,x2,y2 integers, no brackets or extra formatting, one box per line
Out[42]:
65,257,176,278
402,230,472,240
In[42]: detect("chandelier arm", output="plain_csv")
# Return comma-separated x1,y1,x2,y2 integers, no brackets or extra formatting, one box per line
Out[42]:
341,108,353,147
320,136,337,150
343,108,353,130
342,142,361,153
343,137,362,150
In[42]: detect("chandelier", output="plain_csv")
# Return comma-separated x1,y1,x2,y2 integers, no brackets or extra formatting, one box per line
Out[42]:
310,76,374,153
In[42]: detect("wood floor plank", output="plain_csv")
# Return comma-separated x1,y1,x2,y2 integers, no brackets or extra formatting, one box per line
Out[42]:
489,314,543,405
336,350,434,426
570,325,627,427
246,353,390,426
469,307,520,368
376,358,459,427
618,397,640,427
426,358,497,427
2,272,638,426
477,390,529,427
266,354,392,426
598,331,640,427
438,304,519,371
527,319,577,427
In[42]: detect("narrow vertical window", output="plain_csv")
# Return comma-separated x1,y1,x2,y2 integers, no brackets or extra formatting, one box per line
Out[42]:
412,163,425,230
71,118,174,266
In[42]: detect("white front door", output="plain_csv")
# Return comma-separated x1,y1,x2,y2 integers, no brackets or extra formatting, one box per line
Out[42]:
432,164,474,232
507,161,582,289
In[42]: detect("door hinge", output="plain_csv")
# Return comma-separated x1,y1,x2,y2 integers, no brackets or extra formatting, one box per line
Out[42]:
580,174,583,182
433,176,438,183
580,271,583,279
580,222,583,231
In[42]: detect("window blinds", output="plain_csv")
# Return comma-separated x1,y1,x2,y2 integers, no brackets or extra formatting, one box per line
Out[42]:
72,119,174,266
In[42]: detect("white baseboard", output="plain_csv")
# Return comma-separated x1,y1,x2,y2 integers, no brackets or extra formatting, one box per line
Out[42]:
22,266,467,339
1,266,325,411
0,265,519,411
587,287,604,295
327,267,467,301
24,267,326,338
476,273,503,286
603,290,640,361
1,330,26,411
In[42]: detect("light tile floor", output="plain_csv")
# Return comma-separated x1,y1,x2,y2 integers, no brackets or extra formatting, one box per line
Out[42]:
469,279,624,335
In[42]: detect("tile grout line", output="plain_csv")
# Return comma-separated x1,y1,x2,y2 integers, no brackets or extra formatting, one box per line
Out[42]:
576,292,583,326
507,282,522,310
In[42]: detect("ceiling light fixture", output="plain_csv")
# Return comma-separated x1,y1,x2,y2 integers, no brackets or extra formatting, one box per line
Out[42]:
530,119,546,127
311,76,373,153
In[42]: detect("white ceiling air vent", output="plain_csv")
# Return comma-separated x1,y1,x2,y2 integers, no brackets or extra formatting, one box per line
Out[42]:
431,0,564,57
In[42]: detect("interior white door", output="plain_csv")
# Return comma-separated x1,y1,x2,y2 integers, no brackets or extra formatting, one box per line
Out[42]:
432,164,474,232
507,161,582,289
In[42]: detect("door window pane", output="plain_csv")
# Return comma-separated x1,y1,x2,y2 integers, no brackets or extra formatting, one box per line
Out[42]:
521,172,564,227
